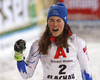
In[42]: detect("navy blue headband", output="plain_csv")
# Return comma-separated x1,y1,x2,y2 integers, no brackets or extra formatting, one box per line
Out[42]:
47,2,68,24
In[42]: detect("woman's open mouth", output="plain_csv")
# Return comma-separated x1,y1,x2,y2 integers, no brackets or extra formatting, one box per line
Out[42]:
53,29,59,32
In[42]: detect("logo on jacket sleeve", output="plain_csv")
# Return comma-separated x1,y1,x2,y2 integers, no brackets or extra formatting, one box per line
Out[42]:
83,46,89,60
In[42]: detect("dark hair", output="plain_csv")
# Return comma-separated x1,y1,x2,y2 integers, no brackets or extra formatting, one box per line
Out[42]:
38,24,72,55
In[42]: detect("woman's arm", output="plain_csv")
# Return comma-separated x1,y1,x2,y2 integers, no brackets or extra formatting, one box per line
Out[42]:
17,40,40,79
77,38,92,80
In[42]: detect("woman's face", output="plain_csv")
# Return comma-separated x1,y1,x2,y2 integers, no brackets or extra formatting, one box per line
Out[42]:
48,16,65,37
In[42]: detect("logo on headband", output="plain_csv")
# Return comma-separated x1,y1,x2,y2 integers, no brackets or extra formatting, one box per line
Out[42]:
52,10,59,15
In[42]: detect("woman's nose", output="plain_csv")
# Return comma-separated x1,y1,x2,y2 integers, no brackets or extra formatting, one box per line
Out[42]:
53,21,57,26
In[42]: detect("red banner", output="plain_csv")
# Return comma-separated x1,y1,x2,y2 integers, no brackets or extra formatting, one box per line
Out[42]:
59,0,100,20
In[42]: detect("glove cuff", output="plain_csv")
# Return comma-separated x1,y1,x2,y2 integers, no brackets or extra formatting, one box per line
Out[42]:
14,51,24,61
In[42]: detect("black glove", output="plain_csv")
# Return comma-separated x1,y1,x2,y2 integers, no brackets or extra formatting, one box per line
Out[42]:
14,39,26,53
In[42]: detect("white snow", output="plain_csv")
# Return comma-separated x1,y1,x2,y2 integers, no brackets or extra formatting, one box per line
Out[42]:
0,25,100,80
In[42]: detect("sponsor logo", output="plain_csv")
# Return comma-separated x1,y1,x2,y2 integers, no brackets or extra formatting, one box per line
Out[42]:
51,60,73,63
47,74,75,79
52,10,59,15
54,46,67,59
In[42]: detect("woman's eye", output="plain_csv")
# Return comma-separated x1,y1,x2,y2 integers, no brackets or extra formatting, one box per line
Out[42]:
50,20,53,22
58,20,61,22
49,20,54,22
57,19,61,22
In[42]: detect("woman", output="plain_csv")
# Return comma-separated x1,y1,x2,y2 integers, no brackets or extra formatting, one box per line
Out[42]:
14,2,92,80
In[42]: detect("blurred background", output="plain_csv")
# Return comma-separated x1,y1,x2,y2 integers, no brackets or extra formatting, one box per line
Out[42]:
0,0,100,80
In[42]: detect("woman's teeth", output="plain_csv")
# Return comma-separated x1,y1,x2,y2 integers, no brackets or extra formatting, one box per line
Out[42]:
53,29,59,31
